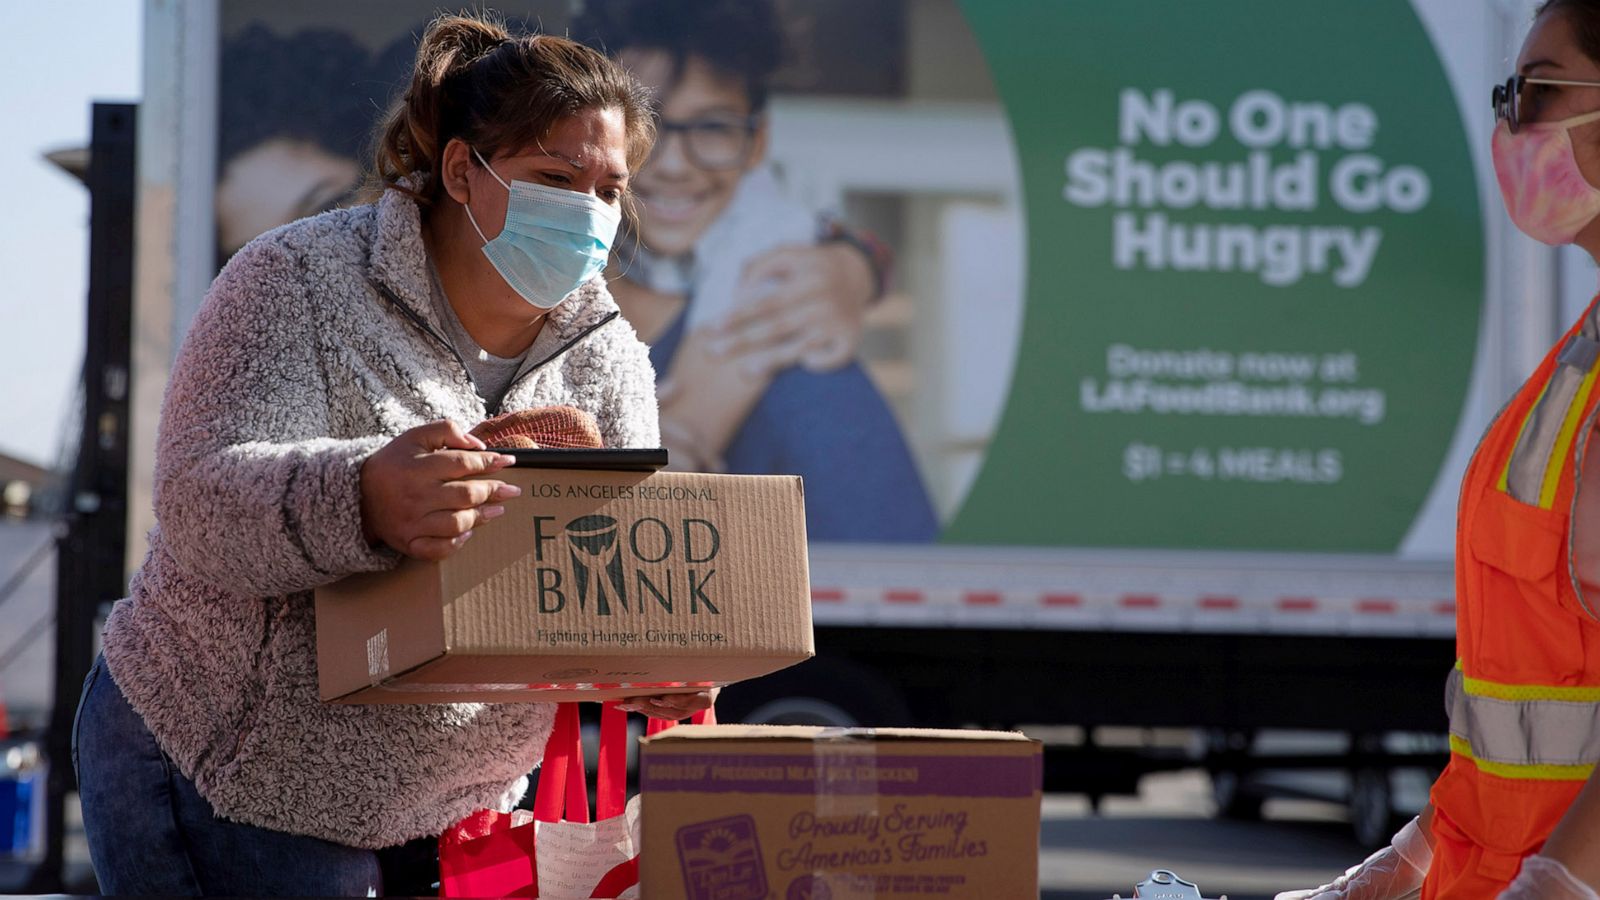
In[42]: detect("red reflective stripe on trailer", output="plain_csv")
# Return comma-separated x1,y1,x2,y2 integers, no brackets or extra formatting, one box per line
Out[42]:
1357,598,1398,614
1121,595,1160,609
885,590,924,604
1434,600,1458,615
963,592,1002,606
1041,593,1082,607
1278,597,1317,612
811,589,845,603
1199,596,1240,610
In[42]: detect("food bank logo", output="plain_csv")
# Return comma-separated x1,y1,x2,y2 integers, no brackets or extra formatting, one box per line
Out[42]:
565,515,627,615
532,514,722,616
676,815,767,900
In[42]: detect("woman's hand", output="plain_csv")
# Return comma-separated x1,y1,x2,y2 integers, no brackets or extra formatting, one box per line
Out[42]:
654,329,773,471
658,414,724,474
1500,858,1600,899
1274,815,1430,900
615,687,719,721
359,420,522,560
710,242,875,374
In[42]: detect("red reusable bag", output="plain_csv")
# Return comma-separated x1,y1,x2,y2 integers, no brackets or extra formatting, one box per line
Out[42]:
439,700,715,899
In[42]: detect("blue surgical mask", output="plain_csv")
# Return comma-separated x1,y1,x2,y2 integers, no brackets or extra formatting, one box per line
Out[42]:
463,148,622,309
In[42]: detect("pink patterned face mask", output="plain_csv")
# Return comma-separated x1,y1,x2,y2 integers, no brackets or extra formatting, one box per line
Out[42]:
1492,111,1600,245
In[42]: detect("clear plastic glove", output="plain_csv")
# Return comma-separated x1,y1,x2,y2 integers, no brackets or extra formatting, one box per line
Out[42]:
1274,817,1431,900
1499,857,1600,900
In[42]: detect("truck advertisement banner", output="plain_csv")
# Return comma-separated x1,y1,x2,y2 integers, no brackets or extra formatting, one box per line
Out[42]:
214,0,1487,554
947,1,1484,551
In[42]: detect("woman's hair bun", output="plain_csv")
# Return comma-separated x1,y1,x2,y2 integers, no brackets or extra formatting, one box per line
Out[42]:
370,10,654,209
415,13,511,85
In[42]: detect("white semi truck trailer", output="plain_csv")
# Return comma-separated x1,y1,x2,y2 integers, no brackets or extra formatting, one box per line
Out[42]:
126,0,1586,847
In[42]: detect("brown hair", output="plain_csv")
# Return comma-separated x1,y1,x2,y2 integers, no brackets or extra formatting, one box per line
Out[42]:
371,11,655,208
1537,0,1600,63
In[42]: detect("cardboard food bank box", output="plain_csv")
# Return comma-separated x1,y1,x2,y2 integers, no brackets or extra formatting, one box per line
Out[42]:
640,725,1043,899
315,463,813,703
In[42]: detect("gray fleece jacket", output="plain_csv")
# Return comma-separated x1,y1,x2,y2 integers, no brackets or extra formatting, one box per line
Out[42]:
100,186,659,848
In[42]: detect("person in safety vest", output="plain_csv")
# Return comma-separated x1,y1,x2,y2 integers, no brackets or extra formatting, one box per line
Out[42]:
1278,1,1600,898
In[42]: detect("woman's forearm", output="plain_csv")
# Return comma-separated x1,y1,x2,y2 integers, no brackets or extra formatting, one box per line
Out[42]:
659,328,775,460
1539,767,1600,887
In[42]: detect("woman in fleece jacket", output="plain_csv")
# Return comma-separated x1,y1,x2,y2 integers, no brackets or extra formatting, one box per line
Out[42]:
70,13,705,896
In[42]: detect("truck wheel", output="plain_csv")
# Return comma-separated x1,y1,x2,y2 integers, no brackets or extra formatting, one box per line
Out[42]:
1205,729,1262,821
1210,769,1264,821
1349,767,1395,850
717,659,912,727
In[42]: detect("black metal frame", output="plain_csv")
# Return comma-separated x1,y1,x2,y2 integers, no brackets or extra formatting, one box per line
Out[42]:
27,101,136,893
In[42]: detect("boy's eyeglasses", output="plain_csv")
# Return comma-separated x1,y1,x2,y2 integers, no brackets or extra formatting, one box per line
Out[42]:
651,114,762,170
1493,73,1600,132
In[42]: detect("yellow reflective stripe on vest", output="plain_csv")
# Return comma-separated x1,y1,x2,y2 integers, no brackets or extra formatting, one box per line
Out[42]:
1501,334,1600,508
1454,659,1600,703
1542,362,1600,508
1448,734,1596,781
1448,665,1600,780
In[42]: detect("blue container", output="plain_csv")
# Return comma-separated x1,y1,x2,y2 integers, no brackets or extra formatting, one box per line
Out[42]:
0,771,36,857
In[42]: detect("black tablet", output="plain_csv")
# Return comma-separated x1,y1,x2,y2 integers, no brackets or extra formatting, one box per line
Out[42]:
488,447,669,471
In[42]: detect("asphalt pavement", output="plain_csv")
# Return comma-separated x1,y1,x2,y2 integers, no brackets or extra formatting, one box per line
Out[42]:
1041,770,1371,900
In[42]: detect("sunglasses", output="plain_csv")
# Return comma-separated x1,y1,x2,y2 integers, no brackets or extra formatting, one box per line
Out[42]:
1493,74,1600,132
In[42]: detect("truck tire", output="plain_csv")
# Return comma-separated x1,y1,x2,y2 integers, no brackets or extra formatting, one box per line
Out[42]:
1349,767,1395,850
1204,729,1263,821
1210,769,1264,821
717,659,912,727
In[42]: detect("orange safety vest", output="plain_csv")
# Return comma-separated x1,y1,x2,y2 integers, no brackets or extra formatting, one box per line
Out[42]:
1426,297,1600,897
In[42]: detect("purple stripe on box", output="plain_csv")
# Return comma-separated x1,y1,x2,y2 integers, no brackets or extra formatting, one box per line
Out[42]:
641,753,1041,798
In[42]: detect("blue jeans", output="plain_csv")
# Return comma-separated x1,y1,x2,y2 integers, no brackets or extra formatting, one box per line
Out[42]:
72,656,436,896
